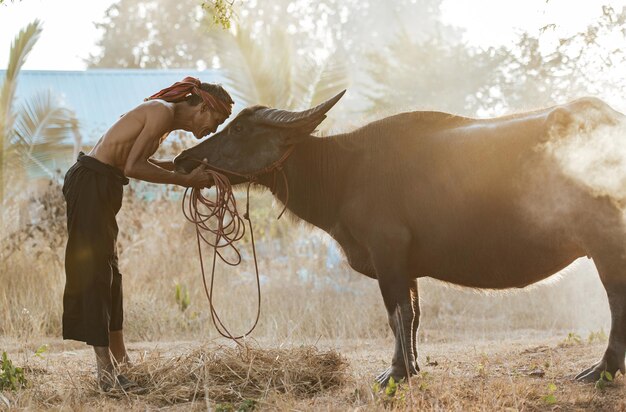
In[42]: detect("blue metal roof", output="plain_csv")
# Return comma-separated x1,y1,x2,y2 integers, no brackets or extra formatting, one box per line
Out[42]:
1,69,231,144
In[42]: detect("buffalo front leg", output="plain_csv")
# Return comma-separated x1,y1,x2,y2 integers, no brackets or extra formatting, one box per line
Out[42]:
577,244,626,382
375,276,418,385
370,231,418,385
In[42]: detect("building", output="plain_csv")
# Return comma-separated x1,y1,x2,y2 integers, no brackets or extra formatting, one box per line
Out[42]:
3,69,230,176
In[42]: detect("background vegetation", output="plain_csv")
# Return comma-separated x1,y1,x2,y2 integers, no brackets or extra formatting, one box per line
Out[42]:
2,0,624,344
1,1,626,409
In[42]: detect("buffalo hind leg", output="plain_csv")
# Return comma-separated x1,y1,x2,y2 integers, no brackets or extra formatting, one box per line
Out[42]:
576,244,626,382
410,278,421,372
370,230,418,385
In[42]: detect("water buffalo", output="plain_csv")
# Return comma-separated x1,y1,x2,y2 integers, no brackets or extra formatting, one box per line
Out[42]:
174,91,626,385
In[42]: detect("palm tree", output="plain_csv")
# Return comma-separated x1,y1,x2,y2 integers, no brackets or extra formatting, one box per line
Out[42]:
0,20,80,225
215,23,350,129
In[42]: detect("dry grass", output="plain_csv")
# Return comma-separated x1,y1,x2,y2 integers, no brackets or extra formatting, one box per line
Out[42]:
117,345,348,405
0,171,622,410
1,337,625,411
0,176,612,344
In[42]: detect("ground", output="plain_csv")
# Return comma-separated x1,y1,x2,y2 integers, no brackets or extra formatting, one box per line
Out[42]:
1,334,625,411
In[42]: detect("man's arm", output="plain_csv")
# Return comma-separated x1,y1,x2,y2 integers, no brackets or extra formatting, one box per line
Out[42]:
148,158,175,171
123,107,210,187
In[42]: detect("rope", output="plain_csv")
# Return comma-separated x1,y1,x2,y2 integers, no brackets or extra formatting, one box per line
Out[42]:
180,146,294,343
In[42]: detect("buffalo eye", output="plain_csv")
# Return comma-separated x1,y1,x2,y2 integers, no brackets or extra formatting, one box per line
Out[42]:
232,124,243,133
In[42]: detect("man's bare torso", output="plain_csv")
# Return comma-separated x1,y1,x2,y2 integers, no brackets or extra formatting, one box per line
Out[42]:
89,101,173,172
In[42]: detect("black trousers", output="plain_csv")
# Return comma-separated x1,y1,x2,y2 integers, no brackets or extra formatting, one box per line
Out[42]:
62,153,129,346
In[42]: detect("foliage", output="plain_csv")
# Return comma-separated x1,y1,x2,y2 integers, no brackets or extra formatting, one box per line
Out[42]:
0,20,42,207
88,0,216,69
543,382,557,405
385,376,398,396
214,399,256,412
0,351,27,391
215,22,350,119
175,283,191,312
202,0,236,29
588,329,608,343
362,4,626,117
10,91,78,177
2,177,66,263
559,332,582,347
34,345,48,358
478,5,626,114
1,21,78,218
362,28,504,116
595,370,613,391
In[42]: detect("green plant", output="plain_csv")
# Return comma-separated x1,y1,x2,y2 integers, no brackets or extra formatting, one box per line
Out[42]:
202,0,236,29
175,283,191,312
237,399,256,411
560,332,582,347
215,403,234,412
587,329,608,344
417,371,430,391
34,344,48,358
595,370,613,391
0,20,79,215
0,351,27,390
543,382,557,405
385,376,398,397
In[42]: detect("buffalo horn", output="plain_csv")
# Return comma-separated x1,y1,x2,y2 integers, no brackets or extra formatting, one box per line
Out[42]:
254,89,346,129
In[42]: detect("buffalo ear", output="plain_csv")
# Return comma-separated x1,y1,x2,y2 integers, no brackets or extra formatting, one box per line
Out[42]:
282,130,310,146
282,115,327,145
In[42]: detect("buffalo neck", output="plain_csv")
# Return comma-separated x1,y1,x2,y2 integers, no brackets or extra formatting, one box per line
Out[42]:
258,135,351,232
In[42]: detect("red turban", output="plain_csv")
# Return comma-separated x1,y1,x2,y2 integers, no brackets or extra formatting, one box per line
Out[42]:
145,76,232,116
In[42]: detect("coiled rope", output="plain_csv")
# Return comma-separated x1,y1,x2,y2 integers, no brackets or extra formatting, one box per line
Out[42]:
180,146,294,343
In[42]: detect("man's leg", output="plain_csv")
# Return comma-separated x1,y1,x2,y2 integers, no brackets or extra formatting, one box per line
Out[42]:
94,346,116,391
109,330,129,365
109,258,130,365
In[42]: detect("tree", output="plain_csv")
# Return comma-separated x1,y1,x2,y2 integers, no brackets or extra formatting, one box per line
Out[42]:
0,21,79,221
88,0,218,69
362,29,505,117
361,3,626,118
215,23,349,114
478,5,626,114
0,20,42,210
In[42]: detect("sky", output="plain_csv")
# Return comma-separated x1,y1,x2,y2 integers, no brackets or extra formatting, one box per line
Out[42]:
0,0,114,70
1,0,625,70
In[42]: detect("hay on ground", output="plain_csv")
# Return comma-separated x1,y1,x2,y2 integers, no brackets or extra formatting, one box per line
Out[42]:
111,345,349,405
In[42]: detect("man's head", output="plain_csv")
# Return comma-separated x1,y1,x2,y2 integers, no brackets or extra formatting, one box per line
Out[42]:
145,77,234,139
185,82,233,138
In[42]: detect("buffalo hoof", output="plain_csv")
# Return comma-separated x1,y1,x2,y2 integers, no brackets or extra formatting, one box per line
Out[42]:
575,359,624,383
375,364,418,386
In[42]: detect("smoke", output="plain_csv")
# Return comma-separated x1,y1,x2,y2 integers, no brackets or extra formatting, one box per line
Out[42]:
542,107,626,210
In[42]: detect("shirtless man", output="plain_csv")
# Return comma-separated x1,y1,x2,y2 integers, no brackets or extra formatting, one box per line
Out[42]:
61,77,234,391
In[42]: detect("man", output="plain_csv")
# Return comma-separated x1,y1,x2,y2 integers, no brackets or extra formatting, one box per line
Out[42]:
62,77,234,391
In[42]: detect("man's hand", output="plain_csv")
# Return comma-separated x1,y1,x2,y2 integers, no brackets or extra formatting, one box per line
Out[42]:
183,159,214,188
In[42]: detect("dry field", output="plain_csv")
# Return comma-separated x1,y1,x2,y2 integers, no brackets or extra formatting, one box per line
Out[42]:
1,335,625,411
1,175,624,410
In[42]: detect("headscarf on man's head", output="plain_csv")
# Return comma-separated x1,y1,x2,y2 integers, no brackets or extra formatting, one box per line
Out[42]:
145,76,232,116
